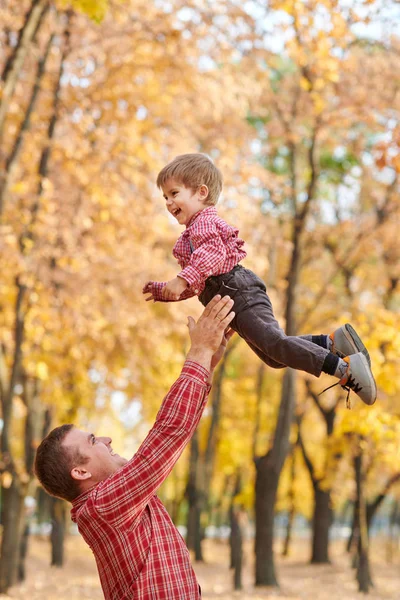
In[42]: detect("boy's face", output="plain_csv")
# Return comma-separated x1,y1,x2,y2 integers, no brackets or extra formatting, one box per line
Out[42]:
162,178,208,226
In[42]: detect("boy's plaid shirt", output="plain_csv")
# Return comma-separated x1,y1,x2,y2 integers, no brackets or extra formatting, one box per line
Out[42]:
71,361,210,599
149,206,247,301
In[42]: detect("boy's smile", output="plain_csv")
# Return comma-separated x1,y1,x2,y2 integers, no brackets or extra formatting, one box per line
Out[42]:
162,178,208,226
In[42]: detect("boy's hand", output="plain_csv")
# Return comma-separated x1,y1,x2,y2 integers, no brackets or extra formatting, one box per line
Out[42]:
162,276,188,301
142,281,156,302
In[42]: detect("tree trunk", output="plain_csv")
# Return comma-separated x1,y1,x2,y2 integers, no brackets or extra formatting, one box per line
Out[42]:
186,347,234,561
253,121,317,587
354,451,373,593
50,497,67,567
0,10,70,595
282,505,295,558
0,279,27,594
230,507,244,590
311,486,332,563
347,498,359,554
186,430,203,561
201,345,236,546
386,500,399,563
193,511,203,561
366,473,400,533
229,470,242,568
282,447,296,557
0,31,55,216
254,368,296,587
254,453,279,586
0,0,49,145
0,477,25,591
18,523,30,582
300,383,337,564
213,474,231,530
15,376,42,582
36,487,52,524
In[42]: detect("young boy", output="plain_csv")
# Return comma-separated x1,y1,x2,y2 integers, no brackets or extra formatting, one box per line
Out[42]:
143,153,377,406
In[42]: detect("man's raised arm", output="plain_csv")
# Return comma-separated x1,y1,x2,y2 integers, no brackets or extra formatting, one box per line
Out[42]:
94,295,235,525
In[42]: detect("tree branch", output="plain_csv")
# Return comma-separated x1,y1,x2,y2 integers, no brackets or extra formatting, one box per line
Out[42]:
0,0,50,145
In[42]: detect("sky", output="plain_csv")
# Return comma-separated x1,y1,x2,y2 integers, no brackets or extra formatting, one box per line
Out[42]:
242,0,400,53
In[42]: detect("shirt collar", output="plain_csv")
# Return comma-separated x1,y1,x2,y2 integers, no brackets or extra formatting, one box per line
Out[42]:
186,205,217,229
71,485,96,518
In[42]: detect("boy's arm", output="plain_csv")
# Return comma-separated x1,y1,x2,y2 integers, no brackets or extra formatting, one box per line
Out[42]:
178,223,227,291
142,279,197,302
143,221,229,302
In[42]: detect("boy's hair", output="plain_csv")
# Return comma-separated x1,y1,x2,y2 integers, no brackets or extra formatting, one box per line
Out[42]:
34,424,89,502
156,153,223,206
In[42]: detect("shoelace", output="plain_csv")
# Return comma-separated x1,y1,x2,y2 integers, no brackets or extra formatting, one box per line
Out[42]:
318,375,363,409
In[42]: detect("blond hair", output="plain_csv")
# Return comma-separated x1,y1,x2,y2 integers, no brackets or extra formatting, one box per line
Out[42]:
156,153,223,206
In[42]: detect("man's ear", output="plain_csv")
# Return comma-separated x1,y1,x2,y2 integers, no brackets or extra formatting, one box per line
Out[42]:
198,184,209,201
71,466,92,481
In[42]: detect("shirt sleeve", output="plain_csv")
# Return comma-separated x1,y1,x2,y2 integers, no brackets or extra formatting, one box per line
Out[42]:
94,361,211,527
178,222,227,290
149,281,197,303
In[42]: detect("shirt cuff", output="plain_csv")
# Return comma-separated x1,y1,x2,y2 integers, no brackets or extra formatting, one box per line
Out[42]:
179,265,204,290
181,360,211,387
152,282,166,301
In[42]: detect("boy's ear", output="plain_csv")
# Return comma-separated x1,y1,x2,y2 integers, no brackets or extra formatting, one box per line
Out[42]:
198,184,209,201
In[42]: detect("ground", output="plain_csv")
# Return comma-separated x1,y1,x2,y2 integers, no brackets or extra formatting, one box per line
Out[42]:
3,535,399,599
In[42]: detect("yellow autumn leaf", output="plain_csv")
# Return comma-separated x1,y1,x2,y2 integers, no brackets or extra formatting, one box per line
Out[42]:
57,0,109,22
36,361,49,381
2,472,13,489
300,76,312,91
10,181,28,194
311,92,326,114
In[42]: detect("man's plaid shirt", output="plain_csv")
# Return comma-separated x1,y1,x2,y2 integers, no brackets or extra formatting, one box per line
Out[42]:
71,361,210,599
148,206,246,301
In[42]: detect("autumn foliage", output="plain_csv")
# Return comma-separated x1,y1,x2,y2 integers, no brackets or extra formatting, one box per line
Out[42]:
0,0,399,596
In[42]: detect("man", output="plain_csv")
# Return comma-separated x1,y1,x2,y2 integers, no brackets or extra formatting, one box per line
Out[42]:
35,295,235,599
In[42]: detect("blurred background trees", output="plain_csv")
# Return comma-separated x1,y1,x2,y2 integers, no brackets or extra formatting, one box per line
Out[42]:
0,0,399,596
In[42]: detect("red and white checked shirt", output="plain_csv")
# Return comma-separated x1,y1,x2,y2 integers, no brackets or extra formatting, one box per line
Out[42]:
71,361,210,599
148,206,246,302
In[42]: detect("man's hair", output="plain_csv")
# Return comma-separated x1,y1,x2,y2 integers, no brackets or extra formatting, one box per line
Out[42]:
156,153,223,206
34,424,89,502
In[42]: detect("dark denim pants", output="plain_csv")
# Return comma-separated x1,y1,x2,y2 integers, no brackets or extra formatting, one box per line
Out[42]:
199,265,328,377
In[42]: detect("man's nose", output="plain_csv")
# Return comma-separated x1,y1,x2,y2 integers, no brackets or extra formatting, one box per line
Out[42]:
99,436,112,445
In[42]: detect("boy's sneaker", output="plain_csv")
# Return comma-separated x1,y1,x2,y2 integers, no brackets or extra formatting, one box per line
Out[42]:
330,324,371,367
340,353,377,406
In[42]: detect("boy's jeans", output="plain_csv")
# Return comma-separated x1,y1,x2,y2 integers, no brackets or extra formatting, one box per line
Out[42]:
199,265,328,377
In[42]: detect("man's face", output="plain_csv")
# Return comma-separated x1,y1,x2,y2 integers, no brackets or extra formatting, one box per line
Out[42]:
162,177,207,226
63,428,128,488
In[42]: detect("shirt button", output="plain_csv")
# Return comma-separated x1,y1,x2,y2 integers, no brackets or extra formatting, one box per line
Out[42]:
194,289,199,294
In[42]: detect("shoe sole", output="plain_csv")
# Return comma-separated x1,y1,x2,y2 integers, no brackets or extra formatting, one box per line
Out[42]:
360,353,377,406
349,353,377,406
343,324,371,367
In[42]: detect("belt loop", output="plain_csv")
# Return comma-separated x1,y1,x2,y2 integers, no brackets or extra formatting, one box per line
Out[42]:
206,264,241,286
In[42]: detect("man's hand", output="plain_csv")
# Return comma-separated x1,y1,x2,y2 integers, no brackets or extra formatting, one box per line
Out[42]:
186,295,235,372
162,276,188,301
210,326,235,374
